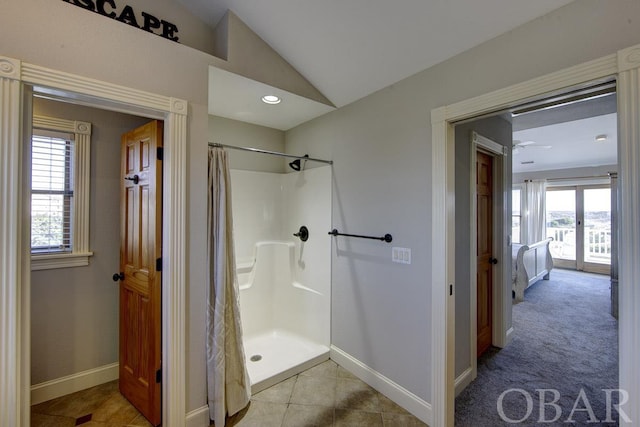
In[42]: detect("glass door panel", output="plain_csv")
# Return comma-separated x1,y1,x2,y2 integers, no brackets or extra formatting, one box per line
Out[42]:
584,188,612,266
545,185,611,273
546,189,576,262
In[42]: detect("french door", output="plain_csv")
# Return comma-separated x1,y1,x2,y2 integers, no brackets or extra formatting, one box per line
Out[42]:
545,185,611,274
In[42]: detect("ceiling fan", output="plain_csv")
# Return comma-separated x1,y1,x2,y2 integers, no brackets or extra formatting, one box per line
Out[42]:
512,139,552,155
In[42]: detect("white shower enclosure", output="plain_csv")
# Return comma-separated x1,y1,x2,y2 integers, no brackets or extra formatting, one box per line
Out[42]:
231,166,332,392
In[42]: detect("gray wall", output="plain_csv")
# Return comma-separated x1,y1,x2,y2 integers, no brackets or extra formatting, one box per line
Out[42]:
453,117,513,379
286,0,640,404
5,0,640,415
97,0,218,55
209,115,286,173
31,98,149,384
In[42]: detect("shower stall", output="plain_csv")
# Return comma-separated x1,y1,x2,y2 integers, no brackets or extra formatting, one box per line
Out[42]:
226,148,332,393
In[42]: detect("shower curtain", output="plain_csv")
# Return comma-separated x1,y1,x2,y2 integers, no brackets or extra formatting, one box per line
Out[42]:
206,147,251,426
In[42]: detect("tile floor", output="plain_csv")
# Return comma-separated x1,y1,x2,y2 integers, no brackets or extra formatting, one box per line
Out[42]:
31,379,151,427
31,359,428,427
224,359,427,427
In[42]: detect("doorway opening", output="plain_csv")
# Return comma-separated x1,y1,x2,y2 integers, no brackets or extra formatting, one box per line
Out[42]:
452,119,512,398
28,96,164,425
452,83,620,424
0,56,188,427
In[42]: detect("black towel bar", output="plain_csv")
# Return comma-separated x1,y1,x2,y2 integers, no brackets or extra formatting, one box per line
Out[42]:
328,228,392,243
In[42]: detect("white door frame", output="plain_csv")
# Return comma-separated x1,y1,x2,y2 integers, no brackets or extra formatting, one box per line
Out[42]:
473,133,513,351
431,45,640,426
467,133,511,388
455,131,511,396
0,56,188,427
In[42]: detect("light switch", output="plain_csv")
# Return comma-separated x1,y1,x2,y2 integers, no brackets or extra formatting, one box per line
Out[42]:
392,247,411,264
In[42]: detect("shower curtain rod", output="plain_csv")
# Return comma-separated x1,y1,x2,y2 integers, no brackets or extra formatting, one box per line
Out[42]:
209,142,333,165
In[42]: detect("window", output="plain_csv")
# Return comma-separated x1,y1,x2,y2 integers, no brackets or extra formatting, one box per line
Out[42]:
512,186,522,244
31,116,92,270
31,132,73,253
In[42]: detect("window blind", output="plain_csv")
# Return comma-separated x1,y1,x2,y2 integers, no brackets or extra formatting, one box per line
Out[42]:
31,133,74,253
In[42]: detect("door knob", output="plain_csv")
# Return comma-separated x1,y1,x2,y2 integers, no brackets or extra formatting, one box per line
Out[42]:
112,272,124,282
124,175,139,184
489,257,498,265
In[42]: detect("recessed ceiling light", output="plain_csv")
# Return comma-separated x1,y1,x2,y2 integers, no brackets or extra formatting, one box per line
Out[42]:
595,134,608,142
261,95,281,105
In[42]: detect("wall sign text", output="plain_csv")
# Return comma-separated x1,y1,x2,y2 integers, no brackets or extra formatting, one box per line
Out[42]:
62,0,180,43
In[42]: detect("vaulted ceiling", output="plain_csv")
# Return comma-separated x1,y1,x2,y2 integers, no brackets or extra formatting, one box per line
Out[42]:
180,0,574,108
188,0,612,175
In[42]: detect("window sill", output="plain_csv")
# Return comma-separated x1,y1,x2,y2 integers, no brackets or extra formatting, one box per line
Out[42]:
31,252,94,271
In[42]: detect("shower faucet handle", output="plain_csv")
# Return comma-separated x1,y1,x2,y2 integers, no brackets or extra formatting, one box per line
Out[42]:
293,226,309,242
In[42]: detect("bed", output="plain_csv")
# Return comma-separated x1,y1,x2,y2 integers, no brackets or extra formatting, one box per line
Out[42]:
512,237,554,303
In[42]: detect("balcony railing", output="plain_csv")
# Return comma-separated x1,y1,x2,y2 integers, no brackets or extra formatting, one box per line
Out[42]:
546,227,611,264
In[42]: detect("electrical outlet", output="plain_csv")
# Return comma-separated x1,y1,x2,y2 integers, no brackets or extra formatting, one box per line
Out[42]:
392,247,411,264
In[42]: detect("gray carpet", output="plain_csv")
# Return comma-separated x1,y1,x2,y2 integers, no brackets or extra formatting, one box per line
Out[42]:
455,268,619,426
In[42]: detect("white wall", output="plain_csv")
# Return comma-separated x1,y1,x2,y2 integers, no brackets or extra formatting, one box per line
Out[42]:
230,167,332,346
231,170,283,264
280,166,332,345
286,0,640,404
30,98,149,385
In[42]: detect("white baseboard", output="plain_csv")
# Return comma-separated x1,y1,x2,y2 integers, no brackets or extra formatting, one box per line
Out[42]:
454,367,473,397
330,345,431,426
31,362,119,405
186,405,210,427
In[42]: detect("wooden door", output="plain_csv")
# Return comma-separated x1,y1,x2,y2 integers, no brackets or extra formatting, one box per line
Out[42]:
476,151,493,357
119,120,163,426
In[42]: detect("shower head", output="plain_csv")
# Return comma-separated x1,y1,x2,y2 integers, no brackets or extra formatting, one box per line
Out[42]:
289,159,301,171
288,155,309,171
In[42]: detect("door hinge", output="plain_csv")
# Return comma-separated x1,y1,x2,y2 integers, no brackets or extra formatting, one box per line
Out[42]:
156,369,162,383
157,147,164,161
449,284,453,296
156,257,162,272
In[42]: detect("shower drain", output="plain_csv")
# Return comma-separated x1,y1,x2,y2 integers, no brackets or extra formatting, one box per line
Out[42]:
250,354,262,362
